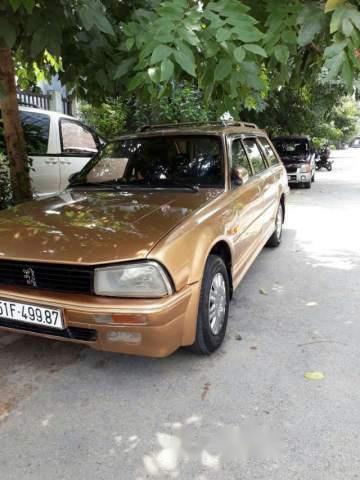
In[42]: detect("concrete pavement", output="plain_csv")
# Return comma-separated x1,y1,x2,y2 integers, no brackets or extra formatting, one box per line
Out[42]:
0,149,360,479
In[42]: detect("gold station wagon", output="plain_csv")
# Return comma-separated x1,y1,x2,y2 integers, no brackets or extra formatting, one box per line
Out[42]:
0,122,289,357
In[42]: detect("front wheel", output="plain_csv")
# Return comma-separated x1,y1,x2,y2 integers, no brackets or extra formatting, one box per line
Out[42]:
266,202,283,248
191,255,230,355
326,162,332,171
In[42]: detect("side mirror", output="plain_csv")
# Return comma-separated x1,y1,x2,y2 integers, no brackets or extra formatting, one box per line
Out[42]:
231,167,249,187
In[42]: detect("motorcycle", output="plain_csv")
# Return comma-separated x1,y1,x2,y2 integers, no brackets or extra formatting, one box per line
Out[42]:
315,146,333,171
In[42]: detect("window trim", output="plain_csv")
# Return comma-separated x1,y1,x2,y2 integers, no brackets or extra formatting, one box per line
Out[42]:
59,117,100,157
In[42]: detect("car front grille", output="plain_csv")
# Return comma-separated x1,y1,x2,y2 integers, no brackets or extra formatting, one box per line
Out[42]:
0,260,93,295
288,175,297,181
0,317,97,341
285,165,298,173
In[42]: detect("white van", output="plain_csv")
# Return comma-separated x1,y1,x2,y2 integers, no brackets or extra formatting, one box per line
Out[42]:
0,106,103,197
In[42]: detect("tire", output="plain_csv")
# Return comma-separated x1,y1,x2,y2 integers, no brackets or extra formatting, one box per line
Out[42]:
304,181,311,189
326,163,332,171
191,255,230,355
266,202,283,248
311,172,315,182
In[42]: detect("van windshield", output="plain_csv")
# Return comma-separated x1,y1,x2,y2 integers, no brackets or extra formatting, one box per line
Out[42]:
273,139,309,156
71,135,224,189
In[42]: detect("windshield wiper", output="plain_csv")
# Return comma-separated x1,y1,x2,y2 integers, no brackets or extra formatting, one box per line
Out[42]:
150,180,200,192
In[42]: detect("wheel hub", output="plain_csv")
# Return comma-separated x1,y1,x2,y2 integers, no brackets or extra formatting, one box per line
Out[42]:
209,273,226,335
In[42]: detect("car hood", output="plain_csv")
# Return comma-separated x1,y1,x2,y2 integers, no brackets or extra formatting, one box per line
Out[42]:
0,188,221,265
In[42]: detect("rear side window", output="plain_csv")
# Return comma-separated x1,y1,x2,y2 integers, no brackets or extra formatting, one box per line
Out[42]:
243,138,267,175
60,119,98,154
258,137,279,166
231,139,252,175
0,110,50,155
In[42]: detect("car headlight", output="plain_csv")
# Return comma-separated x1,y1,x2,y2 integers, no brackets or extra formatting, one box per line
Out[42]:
94,261,173,298
299,164,310,173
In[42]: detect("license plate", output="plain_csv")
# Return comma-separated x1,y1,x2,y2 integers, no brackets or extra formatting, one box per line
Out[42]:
0,299,64,330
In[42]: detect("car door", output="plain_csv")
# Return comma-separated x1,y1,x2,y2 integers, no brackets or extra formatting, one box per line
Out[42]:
241,137,272,237
20,110,61,197
227,137,264,272
58,118,100,192
257,136,282,230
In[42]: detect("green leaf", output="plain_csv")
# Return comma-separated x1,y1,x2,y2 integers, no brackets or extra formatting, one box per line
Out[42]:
216,28,231,42
325,0,345,13
342,18,353,37
281,30,297,44
214,58,232,81
114,59,135,79
341,53,353,89
0,20,16,48
8,0,22,11
79,6,95,31
274,45,289,64
30,30,45,57
160,58,174,81
234,46,245,63
325,51,345,79
232,25,263,43
243,44,267,57
174,50,196,76
150,45,173,64
128,72,145,91
324,40,348,58
147,67,159,83
330,5,346,33
22,0,35,14
94,13,115,36
179,27,200,46
297,4,325,46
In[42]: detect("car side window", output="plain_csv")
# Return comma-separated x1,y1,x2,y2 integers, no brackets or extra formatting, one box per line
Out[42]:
258,137,279,166
21,111,50,155
231,138,253,175
243,138,267,175
60,119,98,155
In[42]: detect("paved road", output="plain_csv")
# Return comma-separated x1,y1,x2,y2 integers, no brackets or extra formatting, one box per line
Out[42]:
1,150,360,480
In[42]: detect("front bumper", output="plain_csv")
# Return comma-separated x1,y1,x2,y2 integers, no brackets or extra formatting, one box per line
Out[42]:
286,170,311,184
0,283,201,357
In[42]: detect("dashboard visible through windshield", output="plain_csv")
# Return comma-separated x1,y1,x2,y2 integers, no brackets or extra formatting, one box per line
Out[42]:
72,135,224,189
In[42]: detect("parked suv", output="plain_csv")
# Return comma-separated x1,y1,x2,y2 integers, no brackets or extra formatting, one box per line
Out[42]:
0,106,103,197
272,136,316,188
0,122,288,357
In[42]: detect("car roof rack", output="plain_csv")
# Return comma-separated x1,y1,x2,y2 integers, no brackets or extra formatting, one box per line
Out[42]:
140,121,259,131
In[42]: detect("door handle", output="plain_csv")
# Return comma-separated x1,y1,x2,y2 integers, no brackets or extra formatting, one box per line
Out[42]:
45,160,58,165
60,160,72,165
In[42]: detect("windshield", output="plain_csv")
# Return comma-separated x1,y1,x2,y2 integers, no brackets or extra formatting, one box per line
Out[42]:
70,135,224,189
273,139,309,156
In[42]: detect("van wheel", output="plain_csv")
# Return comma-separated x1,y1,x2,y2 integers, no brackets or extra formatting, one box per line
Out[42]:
266,203,283,248
311,172,315,182
191,255,230,355
304,181,311,189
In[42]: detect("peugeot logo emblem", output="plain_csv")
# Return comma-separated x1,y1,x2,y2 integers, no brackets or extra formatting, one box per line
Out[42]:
23,267,37,287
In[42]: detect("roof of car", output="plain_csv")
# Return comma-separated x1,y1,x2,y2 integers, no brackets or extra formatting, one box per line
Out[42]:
19,105,76,121
272,135,311,140
112,121,267,140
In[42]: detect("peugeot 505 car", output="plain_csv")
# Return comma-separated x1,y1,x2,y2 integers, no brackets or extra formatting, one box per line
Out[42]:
272,136,316,188
0,122,289,357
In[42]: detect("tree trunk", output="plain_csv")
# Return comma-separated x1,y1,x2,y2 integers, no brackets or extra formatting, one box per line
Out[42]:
0,42,32,203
